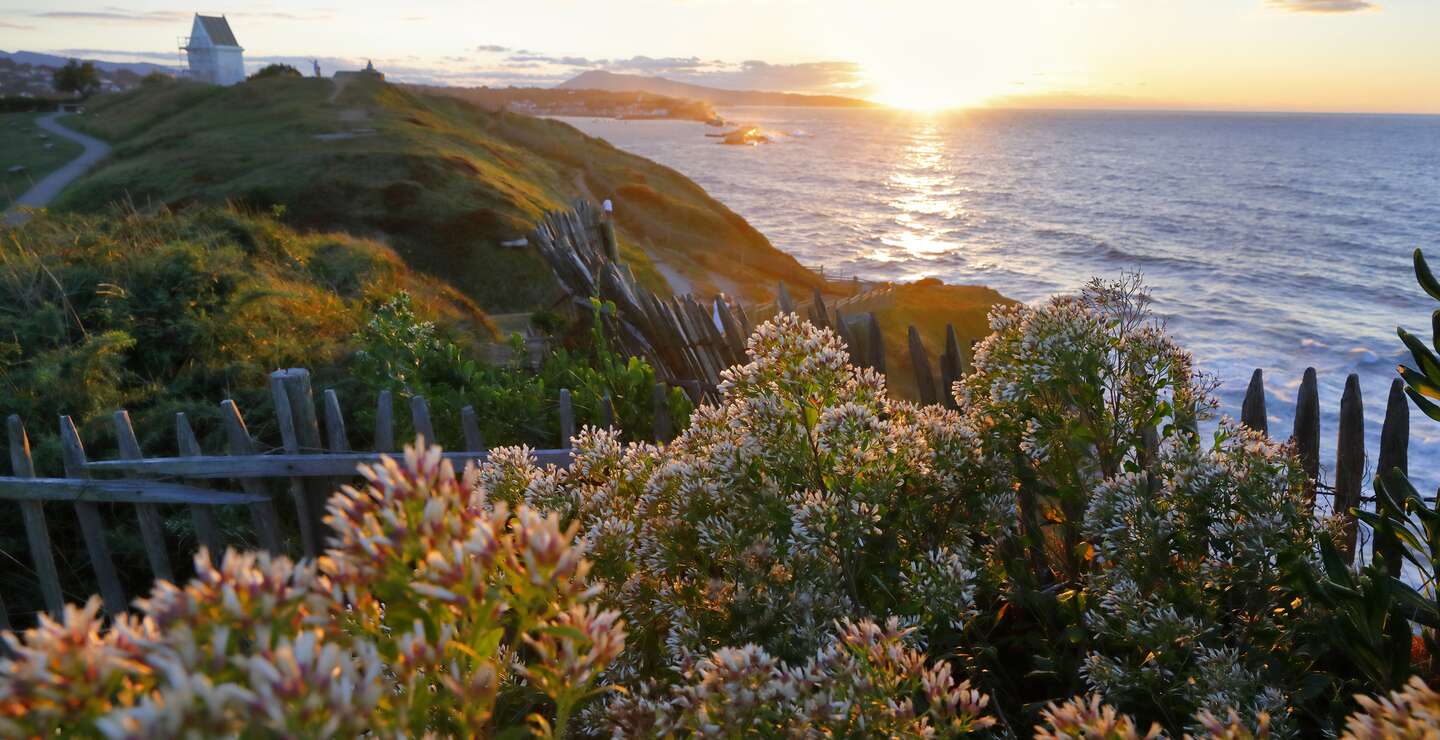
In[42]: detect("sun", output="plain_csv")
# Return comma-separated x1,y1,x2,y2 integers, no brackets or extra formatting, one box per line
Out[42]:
868,69,999,112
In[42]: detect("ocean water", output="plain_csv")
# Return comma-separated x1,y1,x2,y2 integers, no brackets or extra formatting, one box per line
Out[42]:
564,108,1440,497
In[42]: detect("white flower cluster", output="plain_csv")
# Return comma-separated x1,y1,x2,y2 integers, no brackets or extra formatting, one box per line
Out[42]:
607,617,996,737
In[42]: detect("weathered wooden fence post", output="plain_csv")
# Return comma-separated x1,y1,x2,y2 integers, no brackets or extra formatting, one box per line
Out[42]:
219,400,282,554
940,324,963,410
908,326,938,406
323,389,350,452
1241,369,1267,435
270,371,320,557
867,313,886,375
176,412,224,564
1335,374,1365,563
410,396,435,445
58,415,127,616
375,390,396,453
777,282,796,315
1375,378,1409,576
112,410,174,582
558,389,575,448
461,405,485,453
653,383,673,443
7,415,63,617
1293,367,1321,503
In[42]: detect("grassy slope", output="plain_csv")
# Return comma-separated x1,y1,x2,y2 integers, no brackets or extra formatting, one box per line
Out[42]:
55,77,1011,401
58,76,820,310
0,112,83,209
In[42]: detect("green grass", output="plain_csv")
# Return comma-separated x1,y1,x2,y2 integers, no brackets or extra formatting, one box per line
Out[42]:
0,112,83,210
59,77,823,311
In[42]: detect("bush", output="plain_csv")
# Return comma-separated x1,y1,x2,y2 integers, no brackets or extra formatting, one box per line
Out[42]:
469,278,1350,734
247,64,303,81
351,293,690,448
0,444,625,737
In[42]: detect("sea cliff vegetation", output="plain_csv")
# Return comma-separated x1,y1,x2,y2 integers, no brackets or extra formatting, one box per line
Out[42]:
4,274,1439,737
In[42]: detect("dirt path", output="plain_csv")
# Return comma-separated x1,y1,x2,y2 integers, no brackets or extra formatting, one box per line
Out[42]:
3,112,110,227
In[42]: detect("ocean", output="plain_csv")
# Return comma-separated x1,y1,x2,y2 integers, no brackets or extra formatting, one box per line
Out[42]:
563,108,1440,497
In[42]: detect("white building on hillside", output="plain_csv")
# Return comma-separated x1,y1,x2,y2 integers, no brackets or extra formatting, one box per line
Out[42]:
183,14,244,85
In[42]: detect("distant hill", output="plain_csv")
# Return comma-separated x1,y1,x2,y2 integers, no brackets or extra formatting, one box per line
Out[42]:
557,70,876,108
407,84,721,124
0,50,173,76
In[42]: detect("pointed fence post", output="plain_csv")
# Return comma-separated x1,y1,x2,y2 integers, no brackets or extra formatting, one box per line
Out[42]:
7,415,63,617
219,400,282,554
1241,369,1268,435
375,390,395,453
270,371,320,557
908,326,938,406
809,288,830,329
460,406,486,453
112,410,174,582
653,383,673,443
176,413,223,564
776,282,796,315
601,393,615,430
940,324,963,410
1335,374,1365,563
410,396,435,446
58,416,127,616
1374,378,1409,577
323,389,350,452
867,313,886,376
1293,368,1321,503
558,389,575,448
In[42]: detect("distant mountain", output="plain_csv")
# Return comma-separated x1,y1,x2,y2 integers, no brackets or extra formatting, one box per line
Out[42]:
557,70,876,108
0,50,173,76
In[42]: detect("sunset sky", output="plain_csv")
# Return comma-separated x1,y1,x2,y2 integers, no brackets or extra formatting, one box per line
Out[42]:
2,0,1437,113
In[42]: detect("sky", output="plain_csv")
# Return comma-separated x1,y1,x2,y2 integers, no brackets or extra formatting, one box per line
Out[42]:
1,0,1438,113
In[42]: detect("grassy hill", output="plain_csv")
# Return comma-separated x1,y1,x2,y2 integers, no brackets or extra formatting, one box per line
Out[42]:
58,76,819,311
52,75,1010,402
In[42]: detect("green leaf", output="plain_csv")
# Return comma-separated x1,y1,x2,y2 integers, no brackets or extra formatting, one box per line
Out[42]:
1416,249,1440,303
1404,386,1440,423
1398,330,1440,389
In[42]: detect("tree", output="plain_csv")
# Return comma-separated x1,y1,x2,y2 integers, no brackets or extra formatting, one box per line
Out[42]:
247,63,302,81
52,59,101,97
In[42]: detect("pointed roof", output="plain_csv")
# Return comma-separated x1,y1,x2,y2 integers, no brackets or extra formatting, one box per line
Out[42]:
196,15,239,47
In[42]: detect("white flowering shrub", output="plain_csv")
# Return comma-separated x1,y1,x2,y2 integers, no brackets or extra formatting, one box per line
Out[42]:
0,444,625,738
608,617,995,737
479,312,999,679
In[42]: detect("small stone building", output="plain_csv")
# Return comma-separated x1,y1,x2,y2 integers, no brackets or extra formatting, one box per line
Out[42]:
184,14,245,86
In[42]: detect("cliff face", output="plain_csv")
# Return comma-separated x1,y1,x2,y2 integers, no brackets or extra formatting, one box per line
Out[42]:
59,76,820,311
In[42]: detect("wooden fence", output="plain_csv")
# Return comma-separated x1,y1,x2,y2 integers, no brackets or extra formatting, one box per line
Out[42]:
531,201,966,405
0,367,692,628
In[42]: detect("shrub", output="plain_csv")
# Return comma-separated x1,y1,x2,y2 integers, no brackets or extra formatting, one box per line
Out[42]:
352,293,690,448
0,444,625,737
470,278,1342,733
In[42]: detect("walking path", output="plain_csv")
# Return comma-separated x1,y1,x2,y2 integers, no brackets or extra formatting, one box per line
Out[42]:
3,112,110,227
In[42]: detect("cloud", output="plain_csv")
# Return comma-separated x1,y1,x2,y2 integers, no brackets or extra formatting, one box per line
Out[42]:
0,20,36,30
56,48,181,61
490,49,865,93
33,8,188,23
32,7,330,24
1265,0,1377,12
475,44,511,53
